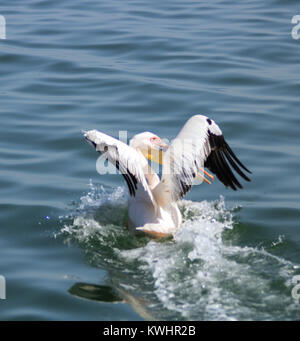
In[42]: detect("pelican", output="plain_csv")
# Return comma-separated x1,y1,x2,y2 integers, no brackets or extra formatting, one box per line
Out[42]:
84,115,251,237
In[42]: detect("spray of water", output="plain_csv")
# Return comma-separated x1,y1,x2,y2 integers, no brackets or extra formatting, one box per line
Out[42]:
58,181,300,320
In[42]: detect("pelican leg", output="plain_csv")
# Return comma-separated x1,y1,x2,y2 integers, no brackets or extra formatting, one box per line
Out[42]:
199,167,215,181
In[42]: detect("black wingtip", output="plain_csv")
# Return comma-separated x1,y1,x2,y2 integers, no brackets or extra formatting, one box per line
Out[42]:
85,136,97,148
204,132,252,191
84,132,97,149
224,141,252,174
223,149,251,183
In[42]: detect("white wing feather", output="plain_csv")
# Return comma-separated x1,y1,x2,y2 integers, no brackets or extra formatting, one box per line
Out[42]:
153,114,250,205
154,115,214,204
84,129,153,200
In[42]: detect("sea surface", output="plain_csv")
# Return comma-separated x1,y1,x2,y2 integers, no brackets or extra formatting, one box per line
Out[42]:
1,0,300,321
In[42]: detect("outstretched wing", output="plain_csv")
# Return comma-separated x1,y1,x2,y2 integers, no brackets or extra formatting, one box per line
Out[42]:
84,130,152,199
154,115,251,205
203,122,251,191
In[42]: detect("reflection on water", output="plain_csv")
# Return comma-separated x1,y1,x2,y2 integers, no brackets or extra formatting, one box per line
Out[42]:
69,282,122,303
69,281,157,321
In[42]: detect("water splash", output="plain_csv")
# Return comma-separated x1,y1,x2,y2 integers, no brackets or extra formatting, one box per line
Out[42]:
59,181,300,320
59,181,127,243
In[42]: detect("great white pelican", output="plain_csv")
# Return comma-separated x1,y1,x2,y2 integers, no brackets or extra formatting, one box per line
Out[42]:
84,115,251,237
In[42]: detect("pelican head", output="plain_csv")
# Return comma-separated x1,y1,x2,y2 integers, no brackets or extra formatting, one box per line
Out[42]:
129,132,168,164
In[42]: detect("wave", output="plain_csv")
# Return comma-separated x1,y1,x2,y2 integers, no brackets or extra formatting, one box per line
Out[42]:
58,181,299,320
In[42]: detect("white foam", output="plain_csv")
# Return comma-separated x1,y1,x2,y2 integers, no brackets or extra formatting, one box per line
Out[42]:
60,182,300,320
119,198,299,320
78,180,126,210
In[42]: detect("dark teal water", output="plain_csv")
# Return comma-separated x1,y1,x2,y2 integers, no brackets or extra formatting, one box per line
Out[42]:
1,0,300,321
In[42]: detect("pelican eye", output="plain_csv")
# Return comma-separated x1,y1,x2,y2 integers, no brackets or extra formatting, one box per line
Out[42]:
150,136,160,144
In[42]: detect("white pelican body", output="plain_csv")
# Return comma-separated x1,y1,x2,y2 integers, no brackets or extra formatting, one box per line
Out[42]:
127,181,182,236
84,115,251,237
